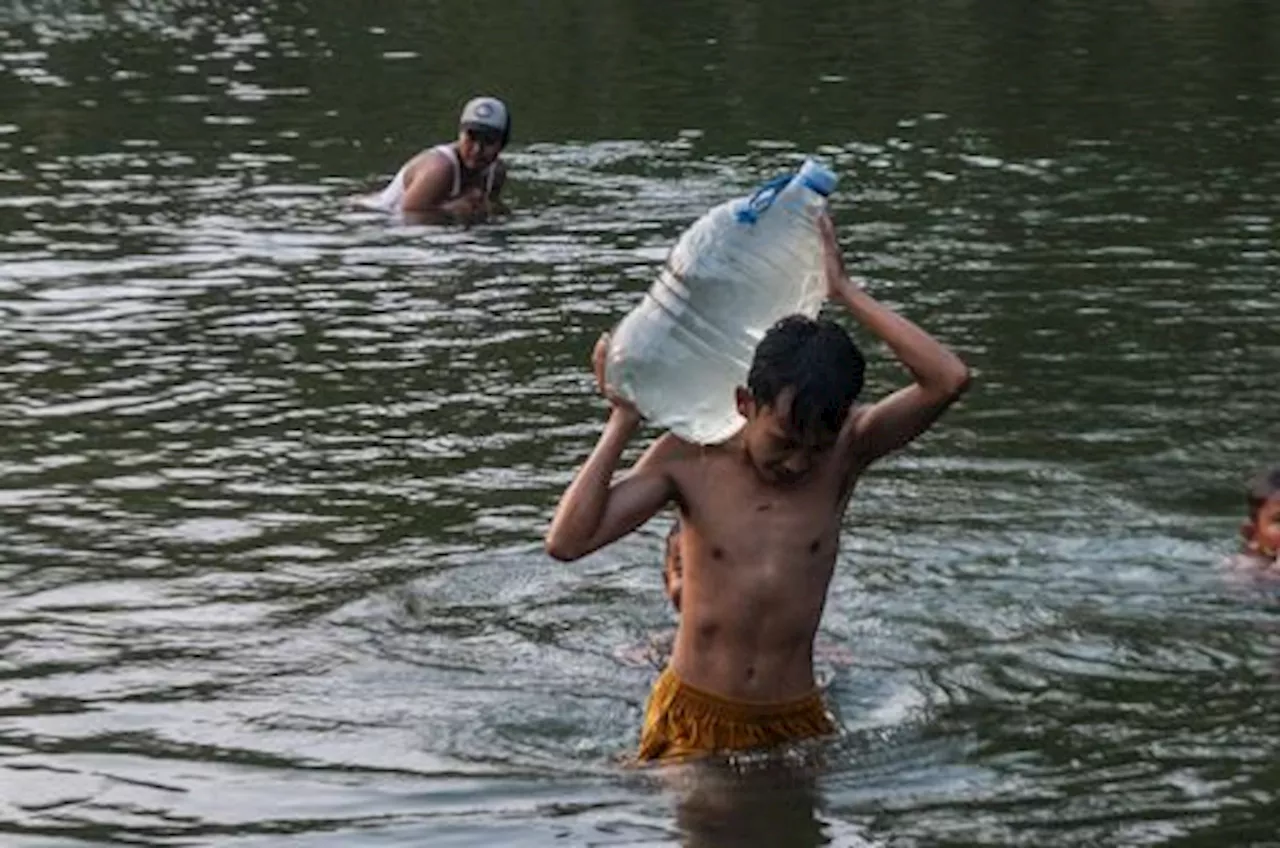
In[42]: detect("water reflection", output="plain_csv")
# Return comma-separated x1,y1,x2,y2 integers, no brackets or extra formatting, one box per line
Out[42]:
670,763,831,848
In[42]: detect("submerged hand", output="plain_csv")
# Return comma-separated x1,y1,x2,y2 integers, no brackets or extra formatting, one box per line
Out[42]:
592,332,640,422
459,188,491,219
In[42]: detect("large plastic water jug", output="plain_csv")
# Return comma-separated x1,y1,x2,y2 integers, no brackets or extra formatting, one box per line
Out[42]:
605,158,838,444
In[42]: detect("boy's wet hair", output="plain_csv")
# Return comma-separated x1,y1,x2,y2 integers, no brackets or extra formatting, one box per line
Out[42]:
1247,465,1280,517
747,315,865,440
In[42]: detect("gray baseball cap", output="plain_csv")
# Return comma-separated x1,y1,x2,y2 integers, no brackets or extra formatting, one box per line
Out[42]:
460,96,509,134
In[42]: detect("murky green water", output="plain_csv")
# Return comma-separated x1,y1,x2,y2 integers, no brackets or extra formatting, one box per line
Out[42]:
2,1,1278,845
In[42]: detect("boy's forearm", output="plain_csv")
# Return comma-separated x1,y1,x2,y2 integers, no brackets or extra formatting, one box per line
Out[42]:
545,410,639,556
830,281,969,394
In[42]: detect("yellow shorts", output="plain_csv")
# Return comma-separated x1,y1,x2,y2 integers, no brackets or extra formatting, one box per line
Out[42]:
636,667,836,762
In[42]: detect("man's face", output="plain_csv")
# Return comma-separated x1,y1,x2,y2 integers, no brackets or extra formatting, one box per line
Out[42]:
736,387,837,487
458,126,503,169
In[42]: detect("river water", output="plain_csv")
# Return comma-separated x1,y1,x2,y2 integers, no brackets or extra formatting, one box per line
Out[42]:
2,1,1278,845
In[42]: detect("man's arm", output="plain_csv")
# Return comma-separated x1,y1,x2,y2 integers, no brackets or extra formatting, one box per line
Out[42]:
400,154,455,213
819,216,971,466
544,335,677,561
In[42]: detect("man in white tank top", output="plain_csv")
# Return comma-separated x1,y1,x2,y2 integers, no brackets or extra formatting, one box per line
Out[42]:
362,96,509,220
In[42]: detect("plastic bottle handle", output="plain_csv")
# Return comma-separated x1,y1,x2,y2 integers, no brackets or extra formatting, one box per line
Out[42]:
734,174,793,225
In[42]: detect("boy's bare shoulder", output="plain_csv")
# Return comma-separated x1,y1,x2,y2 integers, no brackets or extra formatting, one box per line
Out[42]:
836,402,877,472
641,432,706,465
637,434,729,499
835,401,864,436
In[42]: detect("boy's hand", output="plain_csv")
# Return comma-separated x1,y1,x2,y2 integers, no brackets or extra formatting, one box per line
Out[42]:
818,214,865,299
592,333,641,423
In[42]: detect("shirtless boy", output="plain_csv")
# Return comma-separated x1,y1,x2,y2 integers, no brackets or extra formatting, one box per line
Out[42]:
621,517,854,677
546,215,970,761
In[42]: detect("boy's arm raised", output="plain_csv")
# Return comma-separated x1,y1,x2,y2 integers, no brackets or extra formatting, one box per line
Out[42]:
544,335,677,562
819,216,971,466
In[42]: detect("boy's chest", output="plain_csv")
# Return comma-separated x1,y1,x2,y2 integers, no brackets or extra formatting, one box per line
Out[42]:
675,458,846,556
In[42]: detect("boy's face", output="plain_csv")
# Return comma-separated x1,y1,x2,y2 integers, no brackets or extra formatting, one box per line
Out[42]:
735,387,838,487
1244,494,1280,558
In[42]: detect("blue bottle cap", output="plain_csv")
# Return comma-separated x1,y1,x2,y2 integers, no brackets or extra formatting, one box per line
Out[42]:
797,158,838,197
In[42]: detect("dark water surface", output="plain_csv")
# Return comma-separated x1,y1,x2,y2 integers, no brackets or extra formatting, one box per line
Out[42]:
2,1,1278,845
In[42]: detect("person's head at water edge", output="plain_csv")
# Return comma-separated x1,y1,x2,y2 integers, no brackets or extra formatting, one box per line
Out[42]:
1240,465,1280,566
456,95,510,171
